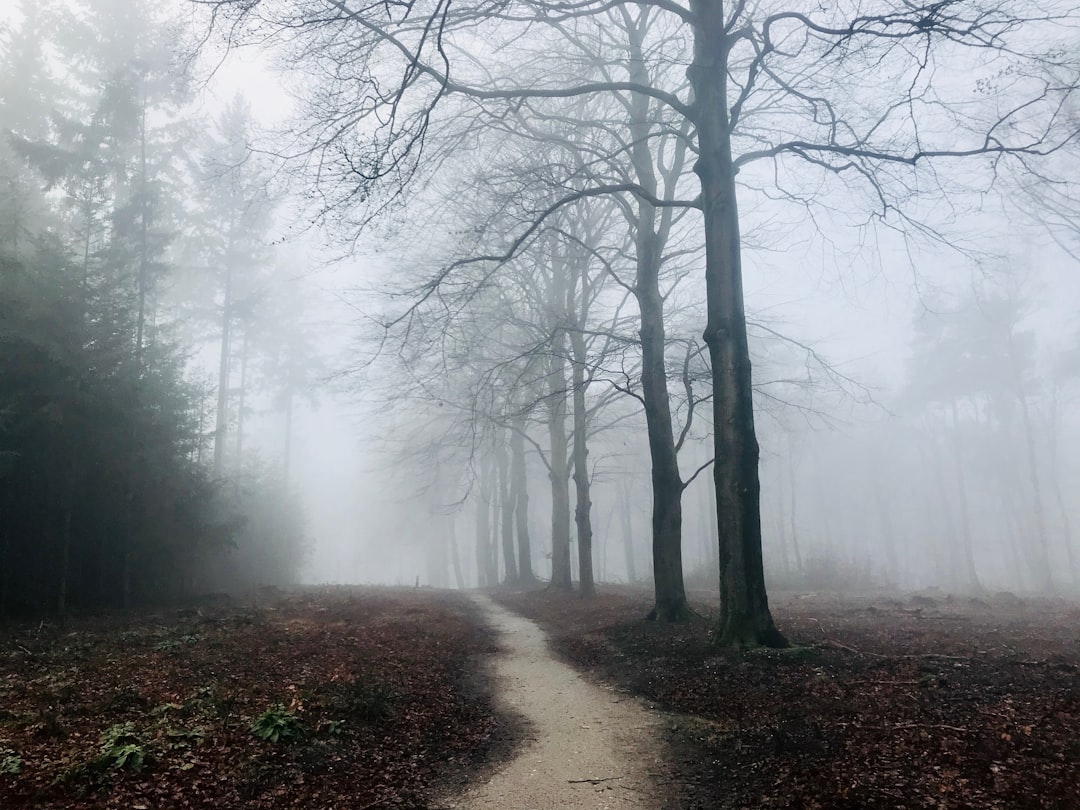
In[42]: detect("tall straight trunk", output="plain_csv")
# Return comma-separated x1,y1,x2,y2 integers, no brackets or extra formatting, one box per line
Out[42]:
692,1,785,646
510,414,536,582
1047,388,1079,587
235,328,249,464
475,466,493,588
547,262,573,590
497,436,516,583
121,97,152,611
569,326,595,597
623,15,688,621
620,480,638,583
786,447,802,573
637,274,685,611
135,99,149,367
213,247,234,478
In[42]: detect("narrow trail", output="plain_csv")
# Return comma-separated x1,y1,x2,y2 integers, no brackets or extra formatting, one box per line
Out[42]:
448,594,662,809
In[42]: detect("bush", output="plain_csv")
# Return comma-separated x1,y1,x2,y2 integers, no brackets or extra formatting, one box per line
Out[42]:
249,705,305,743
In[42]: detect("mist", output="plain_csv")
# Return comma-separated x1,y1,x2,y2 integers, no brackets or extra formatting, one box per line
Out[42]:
2,0,1079,622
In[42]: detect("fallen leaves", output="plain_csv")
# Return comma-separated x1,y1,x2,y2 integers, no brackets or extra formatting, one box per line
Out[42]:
0,588,507,809
495,587,1080,809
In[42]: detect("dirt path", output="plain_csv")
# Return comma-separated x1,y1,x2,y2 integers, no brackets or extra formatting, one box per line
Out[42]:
447,594,662,809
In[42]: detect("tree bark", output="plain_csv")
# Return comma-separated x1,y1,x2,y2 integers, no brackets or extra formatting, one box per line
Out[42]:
622,21,688,621
547,258,573,591
620,479,638,583
691,1,786,646
475,464,493,588
496,431,517,584
213,227,234,478
569,324,595,597
510,413,536,582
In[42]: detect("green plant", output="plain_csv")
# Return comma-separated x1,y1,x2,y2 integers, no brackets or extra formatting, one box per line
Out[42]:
249,705,304,743
164,726,206,747
317,719,345,737
0,749,21,775
94,723,147,771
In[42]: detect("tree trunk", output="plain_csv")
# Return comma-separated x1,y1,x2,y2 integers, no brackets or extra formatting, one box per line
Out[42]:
624,18,688,622
475,466,493,588
1047,387,1079,587
569,325,595,597
691,1,785,646
235,327,249,465
497,433,517,584
786,446,803,573
547,267,573,591
620,479,638,583
213,252,233,478
510,414,536,583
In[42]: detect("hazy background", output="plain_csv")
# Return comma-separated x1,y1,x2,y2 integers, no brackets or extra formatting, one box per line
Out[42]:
3,0,1077,600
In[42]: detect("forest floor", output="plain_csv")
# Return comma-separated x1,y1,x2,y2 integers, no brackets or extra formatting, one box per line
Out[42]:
494,586,1080,810
3,586,1077,809
0,588,516,809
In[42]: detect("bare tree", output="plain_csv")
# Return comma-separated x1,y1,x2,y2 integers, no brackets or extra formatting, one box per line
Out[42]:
199,0,1080,645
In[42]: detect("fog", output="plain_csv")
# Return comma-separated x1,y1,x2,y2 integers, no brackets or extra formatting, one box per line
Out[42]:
2,1,1079,617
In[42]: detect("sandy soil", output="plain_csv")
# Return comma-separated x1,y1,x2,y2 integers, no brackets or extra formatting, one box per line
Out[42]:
446,594,662,810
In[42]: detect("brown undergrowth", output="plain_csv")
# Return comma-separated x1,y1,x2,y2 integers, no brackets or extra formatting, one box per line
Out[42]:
0,587,512,809
493,586,1080,810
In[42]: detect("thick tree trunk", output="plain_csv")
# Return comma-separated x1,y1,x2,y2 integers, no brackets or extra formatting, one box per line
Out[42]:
510,414,536,582
624,19,689,622
569,326,595,597
691,1,785,646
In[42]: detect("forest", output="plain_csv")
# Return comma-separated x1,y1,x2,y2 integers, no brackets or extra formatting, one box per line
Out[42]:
1,1,1079,807
0,1,311,614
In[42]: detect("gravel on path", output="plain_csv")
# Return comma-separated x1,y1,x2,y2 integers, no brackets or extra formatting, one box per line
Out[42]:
447,594,663,810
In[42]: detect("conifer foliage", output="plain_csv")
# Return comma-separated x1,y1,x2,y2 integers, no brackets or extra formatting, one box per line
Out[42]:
0,1,309,615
